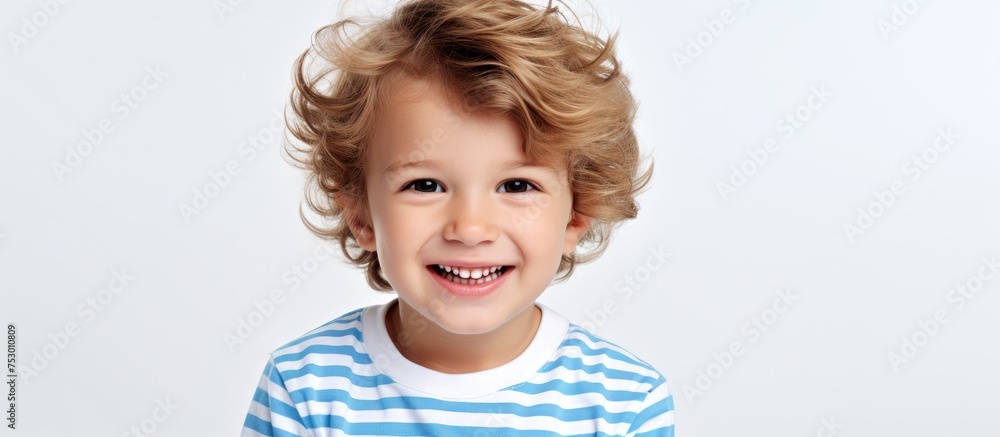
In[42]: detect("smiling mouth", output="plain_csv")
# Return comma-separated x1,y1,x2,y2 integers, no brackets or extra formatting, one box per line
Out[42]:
428,265,513,285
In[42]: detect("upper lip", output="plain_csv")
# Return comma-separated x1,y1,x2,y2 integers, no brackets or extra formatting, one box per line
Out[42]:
429,261,512,268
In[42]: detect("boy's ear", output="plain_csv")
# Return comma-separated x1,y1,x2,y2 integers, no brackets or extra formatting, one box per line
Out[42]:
350,220,376,252
562,210,592,255
334,191,376,252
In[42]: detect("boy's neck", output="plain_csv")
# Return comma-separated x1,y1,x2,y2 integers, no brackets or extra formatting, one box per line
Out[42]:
384,299,542,374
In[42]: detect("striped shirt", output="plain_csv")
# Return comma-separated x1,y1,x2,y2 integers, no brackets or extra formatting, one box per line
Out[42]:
242,298,674,436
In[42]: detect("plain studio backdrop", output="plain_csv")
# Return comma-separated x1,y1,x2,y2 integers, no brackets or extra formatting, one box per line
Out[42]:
2,0,999,435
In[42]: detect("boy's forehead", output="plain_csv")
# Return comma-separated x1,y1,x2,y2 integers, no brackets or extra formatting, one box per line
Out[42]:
368,132,571,184
372,78,462,138
368,74,571,180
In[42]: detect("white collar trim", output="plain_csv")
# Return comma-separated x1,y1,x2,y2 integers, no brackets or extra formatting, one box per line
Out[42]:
362,297,569,399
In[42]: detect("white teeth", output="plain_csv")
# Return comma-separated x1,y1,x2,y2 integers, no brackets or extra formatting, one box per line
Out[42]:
434,265,507,284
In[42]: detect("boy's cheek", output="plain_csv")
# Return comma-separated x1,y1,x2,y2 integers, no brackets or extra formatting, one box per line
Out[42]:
513,201,571,227
379,200,567,229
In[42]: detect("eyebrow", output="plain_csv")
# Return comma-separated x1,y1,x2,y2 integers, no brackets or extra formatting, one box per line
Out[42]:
383,159,558,177
383,159,442,177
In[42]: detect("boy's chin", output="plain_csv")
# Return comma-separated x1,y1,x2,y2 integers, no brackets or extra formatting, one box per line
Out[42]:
393,292,537,335
418,311,505,335
425,306,535,337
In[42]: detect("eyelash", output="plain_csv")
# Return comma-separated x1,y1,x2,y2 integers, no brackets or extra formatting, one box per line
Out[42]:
402,179,540,194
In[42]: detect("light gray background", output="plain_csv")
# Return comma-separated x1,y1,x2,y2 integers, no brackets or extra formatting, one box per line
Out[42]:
2,0,999,435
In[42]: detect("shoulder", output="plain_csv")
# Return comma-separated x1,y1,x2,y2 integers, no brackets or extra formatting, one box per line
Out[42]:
553,321,670,394
267,305,370,366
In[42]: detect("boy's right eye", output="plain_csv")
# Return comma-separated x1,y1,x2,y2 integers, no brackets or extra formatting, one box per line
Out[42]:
404,179,443,193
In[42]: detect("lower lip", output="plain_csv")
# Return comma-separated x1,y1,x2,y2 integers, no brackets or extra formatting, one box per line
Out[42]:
427,266,513,297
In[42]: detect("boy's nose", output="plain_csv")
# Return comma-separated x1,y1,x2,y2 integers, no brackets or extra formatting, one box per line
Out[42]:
442,196,499,246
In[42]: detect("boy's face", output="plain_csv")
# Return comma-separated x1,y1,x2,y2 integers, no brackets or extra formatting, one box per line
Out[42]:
350,76,590,335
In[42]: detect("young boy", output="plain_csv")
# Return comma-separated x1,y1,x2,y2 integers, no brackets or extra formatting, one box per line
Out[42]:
242,0,674,435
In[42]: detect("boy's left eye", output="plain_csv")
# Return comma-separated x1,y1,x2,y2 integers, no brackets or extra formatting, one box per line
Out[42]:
407,179,442,193
498,180,538,193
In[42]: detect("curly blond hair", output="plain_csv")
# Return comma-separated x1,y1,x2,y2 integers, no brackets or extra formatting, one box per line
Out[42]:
283,0,653,292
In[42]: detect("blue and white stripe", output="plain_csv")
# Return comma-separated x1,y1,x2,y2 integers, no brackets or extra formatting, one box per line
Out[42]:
242,302,674,436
